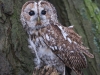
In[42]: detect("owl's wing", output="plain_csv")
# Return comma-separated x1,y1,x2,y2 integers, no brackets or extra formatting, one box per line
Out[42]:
40,23,94,74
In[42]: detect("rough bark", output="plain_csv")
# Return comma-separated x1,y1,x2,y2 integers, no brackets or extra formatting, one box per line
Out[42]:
0,0,100,75
0,0,34,75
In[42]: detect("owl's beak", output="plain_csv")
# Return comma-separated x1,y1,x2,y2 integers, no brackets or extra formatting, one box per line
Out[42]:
36,17,41,25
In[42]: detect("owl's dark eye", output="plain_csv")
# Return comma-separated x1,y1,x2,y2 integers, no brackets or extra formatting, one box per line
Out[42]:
41,10,46,15
29,10,35,16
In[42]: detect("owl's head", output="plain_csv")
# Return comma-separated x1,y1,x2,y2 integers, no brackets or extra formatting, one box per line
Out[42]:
20,0,58,31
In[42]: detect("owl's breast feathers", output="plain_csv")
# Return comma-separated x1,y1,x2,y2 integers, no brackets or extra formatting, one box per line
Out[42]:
39,23,94,70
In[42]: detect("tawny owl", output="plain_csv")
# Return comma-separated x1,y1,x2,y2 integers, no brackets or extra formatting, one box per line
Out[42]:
20,0,94,75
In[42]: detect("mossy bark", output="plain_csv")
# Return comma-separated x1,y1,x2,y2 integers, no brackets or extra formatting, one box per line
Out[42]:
0,0,100,75
0,0,34,75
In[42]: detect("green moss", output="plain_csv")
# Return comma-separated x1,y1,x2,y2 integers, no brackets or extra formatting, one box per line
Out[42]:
84,0,100,53
84,0,100,33
5,0,34,75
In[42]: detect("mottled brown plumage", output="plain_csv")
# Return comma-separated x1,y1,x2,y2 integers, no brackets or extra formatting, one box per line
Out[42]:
20,0,94,75
37,23,94,75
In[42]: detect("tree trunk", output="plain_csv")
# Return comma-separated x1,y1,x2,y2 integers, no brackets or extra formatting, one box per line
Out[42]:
0,0,99,75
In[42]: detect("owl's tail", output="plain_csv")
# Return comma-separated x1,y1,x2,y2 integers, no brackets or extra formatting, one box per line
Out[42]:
80,46,94,58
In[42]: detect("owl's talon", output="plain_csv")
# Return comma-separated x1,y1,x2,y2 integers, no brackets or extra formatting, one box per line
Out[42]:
44,65,52,70
35,66,40,70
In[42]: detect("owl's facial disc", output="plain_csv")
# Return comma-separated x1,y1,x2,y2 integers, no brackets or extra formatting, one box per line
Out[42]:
26,1,48,26
21,1,56,30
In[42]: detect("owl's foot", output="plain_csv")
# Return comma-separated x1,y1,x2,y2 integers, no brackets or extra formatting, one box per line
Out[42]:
44,65,52,70
35,66,40,70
